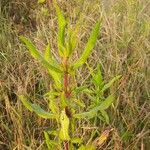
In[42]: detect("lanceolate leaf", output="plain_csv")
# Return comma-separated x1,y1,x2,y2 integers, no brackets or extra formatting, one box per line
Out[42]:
74,95,114,119
19,95,33,112
59,110,70,140
44,43,52,61
38,0,46,4
101,75,121,93
44,131,58,149
44,43,62,89
19,95,56,119
53,0,67,56
92,64,103,87
73,22,101,69
66,25,79,57
20,36,62,73
78,145,96,150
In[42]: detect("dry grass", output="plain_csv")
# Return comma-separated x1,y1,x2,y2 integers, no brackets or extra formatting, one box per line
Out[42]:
0,0,150,149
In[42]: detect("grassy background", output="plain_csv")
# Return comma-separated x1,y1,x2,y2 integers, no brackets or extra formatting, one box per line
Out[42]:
0,0,150,149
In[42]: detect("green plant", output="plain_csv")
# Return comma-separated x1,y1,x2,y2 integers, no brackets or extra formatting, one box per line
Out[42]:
19,1,120,149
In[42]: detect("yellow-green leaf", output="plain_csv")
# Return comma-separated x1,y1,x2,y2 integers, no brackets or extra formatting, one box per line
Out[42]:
20,36,62,73
101,75,121,93
53,1,67,56
19,95,56,119
73,22,101,69
19,95,33,112
44,43,62,89
44,43,52,61
38,0,46,4
59,110,70,140
78,145,96,150
74,95,114,119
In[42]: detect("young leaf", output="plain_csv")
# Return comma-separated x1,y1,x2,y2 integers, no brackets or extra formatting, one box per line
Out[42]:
71,138,82,144
38,0,46,4
72,99,85,108
44,43,62,89
92,64,103,87
44,43,52,61
44,131,58,150
20,36,62,73
66,24,79,57
74,95,114,119
101,75,121,93
59,110,70,140
19,95,56,119
100,110,109,124
49,98,59,115
19,95,33,112
32,104,56,119
53,0,67,56
73,22,101,69
78,145,96,150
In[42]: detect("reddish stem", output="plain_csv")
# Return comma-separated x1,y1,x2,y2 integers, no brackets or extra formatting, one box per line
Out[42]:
63,58,71,149
63,58,71,98
64,141,69,150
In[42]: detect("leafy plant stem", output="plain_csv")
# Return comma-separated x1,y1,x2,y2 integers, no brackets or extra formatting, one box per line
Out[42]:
64,140,69,150
63,57,72,149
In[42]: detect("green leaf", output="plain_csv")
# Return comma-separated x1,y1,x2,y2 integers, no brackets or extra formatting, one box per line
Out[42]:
101,75,121,93
38,0,46,4
73,22,101,69
59,110,70,140
71,138,82,144
44,43,62,89
92,64,103,87
19,95,56,119
44,131,58,150
44,43,52,61
32,104,55,119
66,25,79,57
53,1,67,56
49,98,59,115
47,130,59,137
100,110,109,124
72,99,85,108
74,86,93,95
74,95,114,119
19,95,33,112
20,36,62,73
78,145,96,150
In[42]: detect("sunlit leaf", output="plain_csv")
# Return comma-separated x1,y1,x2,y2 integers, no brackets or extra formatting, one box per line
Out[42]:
44,43,52,61
20,36,62,73
101,75,121,93
66,25,79,57
44,43,62,89
78,145,96,150
19,95,33,112
100,110,109,124
19,95,56,119
38,0,46,4
53,0,67,56
59,110,70,140
73,22,101,69
92,64,103,87
71,138,82,144
72,99,85,108
49,98,59,115
74,95,114,119
44,131,58,150
47,130,59,137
